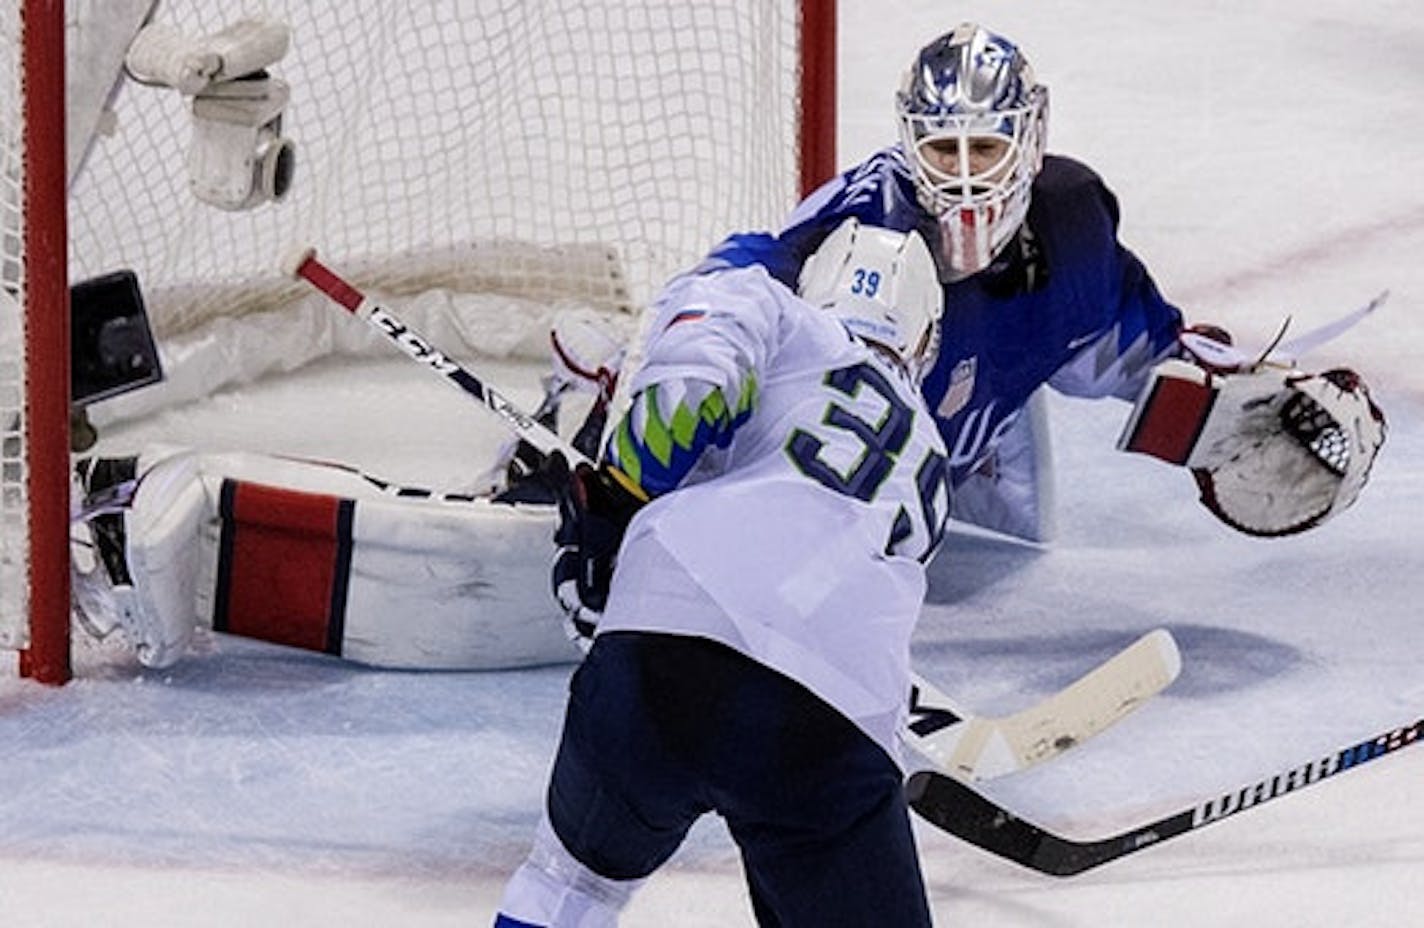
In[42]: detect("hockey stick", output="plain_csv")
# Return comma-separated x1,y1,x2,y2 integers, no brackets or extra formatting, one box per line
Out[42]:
1275,290,1388,361
286,247,1177,781
283,247,593,469
904,628,1180,781
907,713,1423,875
1179,290,1388,371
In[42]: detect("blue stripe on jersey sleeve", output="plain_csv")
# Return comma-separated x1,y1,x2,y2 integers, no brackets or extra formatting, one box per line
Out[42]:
606,378,757,497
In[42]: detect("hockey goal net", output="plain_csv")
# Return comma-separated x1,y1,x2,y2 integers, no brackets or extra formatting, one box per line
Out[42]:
2,0,836,682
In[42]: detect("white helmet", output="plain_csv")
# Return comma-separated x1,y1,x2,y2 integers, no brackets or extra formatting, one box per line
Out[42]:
895,23,1048,277
798,218,944,380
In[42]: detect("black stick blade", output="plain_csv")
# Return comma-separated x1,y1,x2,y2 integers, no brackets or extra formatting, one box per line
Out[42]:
906,770,1193,876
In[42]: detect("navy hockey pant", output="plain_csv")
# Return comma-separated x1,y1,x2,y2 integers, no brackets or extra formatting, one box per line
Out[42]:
545,631,933,927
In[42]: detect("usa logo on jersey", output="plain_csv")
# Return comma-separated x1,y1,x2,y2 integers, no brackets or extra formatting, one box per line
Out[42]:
936,356,977,420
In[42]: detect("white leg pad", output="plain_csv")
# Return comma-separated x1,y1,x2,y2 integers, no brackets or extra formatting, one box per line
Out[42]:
192,450,578,669
950,388,1057,543
122,451,210,668
100,446,582,670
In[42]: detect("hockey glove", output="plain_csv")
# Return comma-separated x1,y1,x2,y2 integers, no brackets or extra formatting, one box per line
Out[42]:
545,455,646,649
492,399,612,506
1119,360,1386,536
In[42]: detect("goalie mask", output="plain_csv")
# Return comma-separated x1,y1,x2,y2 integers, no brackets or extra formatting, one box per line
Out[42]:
797,218,944,382
896,23,1048,278
1120,361,1387,537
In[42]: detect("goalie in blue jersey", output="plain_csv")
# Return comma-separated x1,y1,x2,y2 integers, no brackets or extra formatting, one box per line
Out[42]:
495,223,947,926
699,21,1383,544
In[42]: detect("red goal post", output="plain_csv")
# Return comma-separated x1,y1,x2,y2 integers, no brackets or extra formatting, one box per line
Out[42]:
3,0,836,683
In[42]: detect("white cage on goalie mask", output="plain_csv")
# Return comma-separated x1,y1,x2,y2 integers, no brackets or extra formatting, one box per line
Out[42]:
895,22,1048,277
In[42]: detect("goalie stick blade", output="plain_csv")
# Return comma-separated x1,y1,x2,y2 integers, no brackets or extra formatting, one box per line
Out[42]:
907,714,1424,877
906,629,1181,781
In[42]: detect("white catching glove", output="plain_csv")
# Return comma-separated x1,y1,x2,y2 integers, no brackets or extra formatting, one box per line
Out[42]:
1119,359,1386,536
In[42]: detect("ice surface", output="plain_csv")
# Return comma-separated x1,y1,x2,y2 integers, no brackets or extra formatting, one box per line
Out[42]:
4,1,1423,925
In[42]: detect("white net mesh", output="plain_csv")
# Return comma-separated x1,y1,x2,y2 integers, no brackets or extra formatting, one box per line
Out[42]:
1,0,29,648
69,1,804,338
4,0,815,654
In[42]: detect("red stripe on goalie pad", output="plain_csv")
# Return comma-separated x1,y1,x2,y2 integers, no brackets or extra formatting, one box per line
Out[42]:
1122,376,1217,465
215,480,352,654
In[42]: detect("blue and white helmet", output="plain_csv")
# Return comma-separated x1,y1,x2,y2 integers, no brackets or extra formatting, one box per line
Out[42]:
896,23,1048,277
798,219,944,382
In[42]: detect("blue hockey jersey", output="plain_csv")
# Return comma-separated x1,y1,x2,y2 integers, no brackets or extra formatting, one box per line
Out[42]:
699,148,1185,489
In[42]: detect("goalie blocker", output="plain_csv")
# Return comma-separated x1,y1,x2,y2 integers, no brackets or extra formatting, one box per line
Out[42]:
1118,359,1386,536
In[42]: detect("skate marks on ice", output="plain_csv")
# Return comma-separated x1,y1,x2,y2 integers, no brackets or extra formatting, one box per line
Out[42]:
0,636,573,879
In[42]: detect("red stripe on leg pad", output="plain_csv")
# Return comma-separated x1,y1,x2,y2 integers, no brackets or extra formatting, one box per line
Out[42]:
1123,375,1217,465
221,482,348,652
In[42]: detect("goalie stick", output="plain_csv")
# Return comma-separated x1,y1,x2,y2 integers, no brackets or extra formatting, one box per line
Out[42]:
286,249,1179,782
1179,290,1388,372
904,628,1181,781
906,713,1423,875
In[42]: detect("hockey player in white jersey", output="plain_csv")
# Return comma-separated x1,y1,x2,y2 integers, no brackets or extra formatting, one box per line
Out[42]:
494,220,947,927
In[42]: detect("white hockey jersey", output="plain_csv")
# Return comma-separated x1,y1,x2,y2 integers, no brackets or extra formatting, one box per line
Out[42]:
599,266,950,762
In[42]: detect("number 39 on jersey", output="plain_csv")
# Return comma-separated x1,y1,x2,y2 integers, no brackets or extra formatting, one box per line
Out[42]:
786,361,951,562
